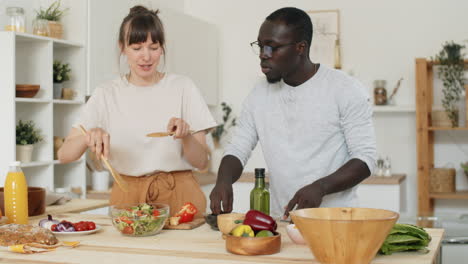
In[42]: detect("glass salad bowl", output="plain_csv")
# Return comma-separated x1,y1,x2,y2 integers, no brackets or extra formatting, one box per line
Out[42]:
110,203,169,236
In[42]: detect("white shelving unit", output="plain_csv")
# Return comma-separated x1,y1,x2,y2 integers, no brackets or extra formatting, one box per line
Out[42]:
0,30,87,196
373,105,416,113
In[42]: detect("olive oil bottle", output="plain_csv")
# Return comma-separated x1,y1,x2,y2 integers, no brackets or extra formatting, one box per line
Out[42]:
250,168,270,215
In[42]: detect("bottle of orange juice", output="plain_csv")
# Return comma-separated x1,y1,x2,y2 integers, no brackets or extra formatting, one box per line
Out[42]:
4,161,28,224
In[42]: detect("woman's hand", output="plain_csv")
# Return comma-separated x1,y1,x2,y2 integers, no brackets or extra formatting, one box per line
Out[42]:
84,128,110,159
167,117,191,139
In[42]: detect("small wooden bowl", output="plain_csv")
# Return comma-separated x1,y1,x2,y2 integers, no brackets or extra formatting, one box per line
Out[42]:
16,84,40,98
217,213,245,235
0,187,46,216
225,233,281,255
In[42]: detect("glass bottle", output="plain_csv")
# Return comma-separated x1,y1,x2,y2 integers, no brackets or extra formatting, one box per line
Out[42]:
250,168,270,215
33,19,50,37
374,80,387,105
4,161,29,224
5,7,26,33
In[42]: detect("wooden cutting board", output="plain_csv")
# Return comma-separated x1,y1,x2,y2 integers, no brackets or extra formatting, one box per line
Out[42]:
164,217,205,230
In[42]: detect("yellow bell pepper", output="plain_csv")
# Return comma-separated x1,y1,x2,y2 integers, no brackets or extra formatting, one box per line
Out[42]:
231,225,254,237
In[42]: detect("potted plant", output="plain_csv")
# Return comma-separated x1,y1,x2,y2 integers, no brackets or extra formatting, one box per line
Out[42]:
211,102,237,148
35,0,68,39
53,60,71,99
209,102,237,173
16,120,43,163
434,41,466,127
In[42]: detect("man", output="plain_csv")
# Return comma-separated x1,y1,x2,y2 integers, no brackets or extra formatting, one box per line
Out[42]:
210,7,376,218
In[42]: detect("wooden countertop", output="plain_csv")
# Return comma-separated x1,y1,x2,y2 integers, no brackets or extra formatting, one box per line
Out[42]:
193,172,406,186
2,213,442,264
30,199,109,220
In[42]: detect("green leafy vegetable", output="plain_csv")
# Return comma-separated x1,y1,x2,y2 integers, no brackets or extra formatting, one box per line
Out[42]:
379,223,432,255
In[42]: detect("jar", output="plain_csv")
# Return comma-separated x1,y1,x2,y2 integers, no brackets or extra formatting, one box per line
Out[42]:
5,7,25,33
33,19,50,36
373,80,387,105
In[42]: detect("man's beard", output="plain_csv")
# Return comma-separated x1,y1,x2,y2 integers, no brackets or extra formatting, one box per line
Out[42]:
266,76,281,83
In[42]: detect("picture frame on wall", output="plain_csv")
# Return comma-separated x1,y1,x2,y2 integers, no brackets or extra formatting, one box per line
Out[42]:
307,9,341,69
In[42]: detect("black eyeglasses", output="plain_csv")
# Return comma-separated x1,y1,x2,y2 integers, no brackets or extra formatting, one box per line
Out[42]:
250,41,297,57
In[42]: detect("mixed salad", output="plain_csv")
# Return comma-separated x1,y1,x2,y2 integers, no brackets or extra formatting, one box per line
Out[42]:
112,203,168,236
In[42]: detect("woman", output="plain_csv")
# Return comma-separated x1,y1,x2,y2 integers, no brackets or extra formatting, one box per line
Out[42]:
58,6,216,218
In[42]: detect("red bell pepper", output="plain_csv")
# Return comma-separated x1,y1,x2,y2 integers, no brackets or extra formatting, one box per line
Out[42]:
243,210,277,232
175,202,198,224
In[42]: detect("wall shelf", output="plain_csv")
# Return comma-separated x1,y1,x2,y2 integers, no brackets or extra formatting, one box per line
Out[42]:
15,98,51,104
0,15,87,195
21,160,51,168
373,105,415,113
416,58,468,217
53,99,85,105
429,191,468,200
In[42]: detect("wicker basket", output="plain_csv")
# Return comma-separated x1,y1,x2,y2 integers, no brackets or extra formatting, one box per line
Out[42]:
48,21,63,39
431,110,458,127
430,168,455,193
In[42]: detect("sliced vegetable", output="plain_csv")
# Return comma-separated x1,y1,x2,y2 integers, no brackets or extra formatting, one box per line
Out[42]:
38,215,60,230
174,202,198,224
243,210,277,232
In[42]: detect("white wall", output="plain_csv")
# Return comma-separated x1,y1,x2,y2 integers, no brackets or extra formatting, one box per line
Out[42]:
184,0,468,216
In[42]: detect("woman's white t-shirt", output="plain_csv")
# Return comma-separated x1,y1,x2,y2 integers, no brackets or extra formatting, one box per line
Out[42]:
76,73,217,176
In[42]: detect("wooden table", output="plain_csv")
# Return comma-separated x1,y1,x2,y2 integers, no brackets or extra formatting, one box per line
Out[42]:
0,213,443,264
30,199,109,220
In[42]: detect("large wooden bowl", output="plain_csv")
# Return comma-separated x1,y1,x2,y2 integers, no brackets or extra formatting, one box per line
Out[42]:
16,84,40,98
0,187,46,216
225,233,281,255
290,208,399,264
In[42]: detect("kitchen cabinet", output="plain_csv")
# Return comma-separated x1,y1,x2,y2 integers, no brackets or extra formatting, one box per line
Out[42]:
415,58,468,216
1,213,444,264
88,0,219,105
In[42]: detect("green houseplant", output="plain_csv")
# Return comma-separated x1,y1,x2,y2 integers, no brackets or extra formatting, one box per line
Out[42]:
16,120,43,163
434,41,466,127
35,0,68,38
53,60,71,99
211,102,237,147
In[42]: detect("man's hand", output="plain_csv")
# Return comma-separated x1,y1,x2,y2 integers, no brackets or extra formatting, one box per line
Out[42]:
283,181,325,219
209,182,233,215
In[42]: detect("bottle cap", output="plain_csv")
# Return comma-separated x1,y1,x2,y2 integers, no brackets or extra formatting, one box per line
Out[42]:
10,161,21,167
255,168,265,178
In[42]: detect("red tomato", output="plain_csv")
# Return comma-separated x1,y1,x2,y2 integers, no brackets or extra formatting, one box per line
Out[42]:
51,224,57,231
152,210,160,217
88,222,96,230
122,226,134,234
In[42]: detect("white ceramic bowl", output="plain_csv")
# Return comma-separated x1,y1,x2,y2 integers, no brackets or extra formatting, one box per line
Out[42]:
286,224,307,245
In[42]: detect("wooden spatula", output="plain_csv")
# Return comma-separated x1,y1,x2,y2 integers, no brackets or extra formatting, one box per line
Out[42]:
147,130,195,138
78,125,129,192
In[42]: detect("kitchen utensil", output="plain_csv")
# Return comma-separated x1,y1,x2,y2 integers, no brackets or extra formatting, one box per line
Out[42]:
290,207,399,264
146,130,195,138
0,187,45,217
110,203,169,236
16,84,40,98
53,225,101,236
164,217,205,230
225,233,281,255
78,125,128,192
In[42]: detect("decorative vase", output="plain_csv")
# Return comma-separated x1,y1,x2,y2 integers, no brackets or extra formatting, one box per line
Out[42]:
16,144,34,163
53,82,63,99
48,21,63,39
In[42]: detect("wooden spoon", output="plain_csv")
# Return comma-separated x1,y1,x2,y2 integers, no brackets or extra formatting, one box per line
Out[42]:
78,125,129,192
147,130,195,138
